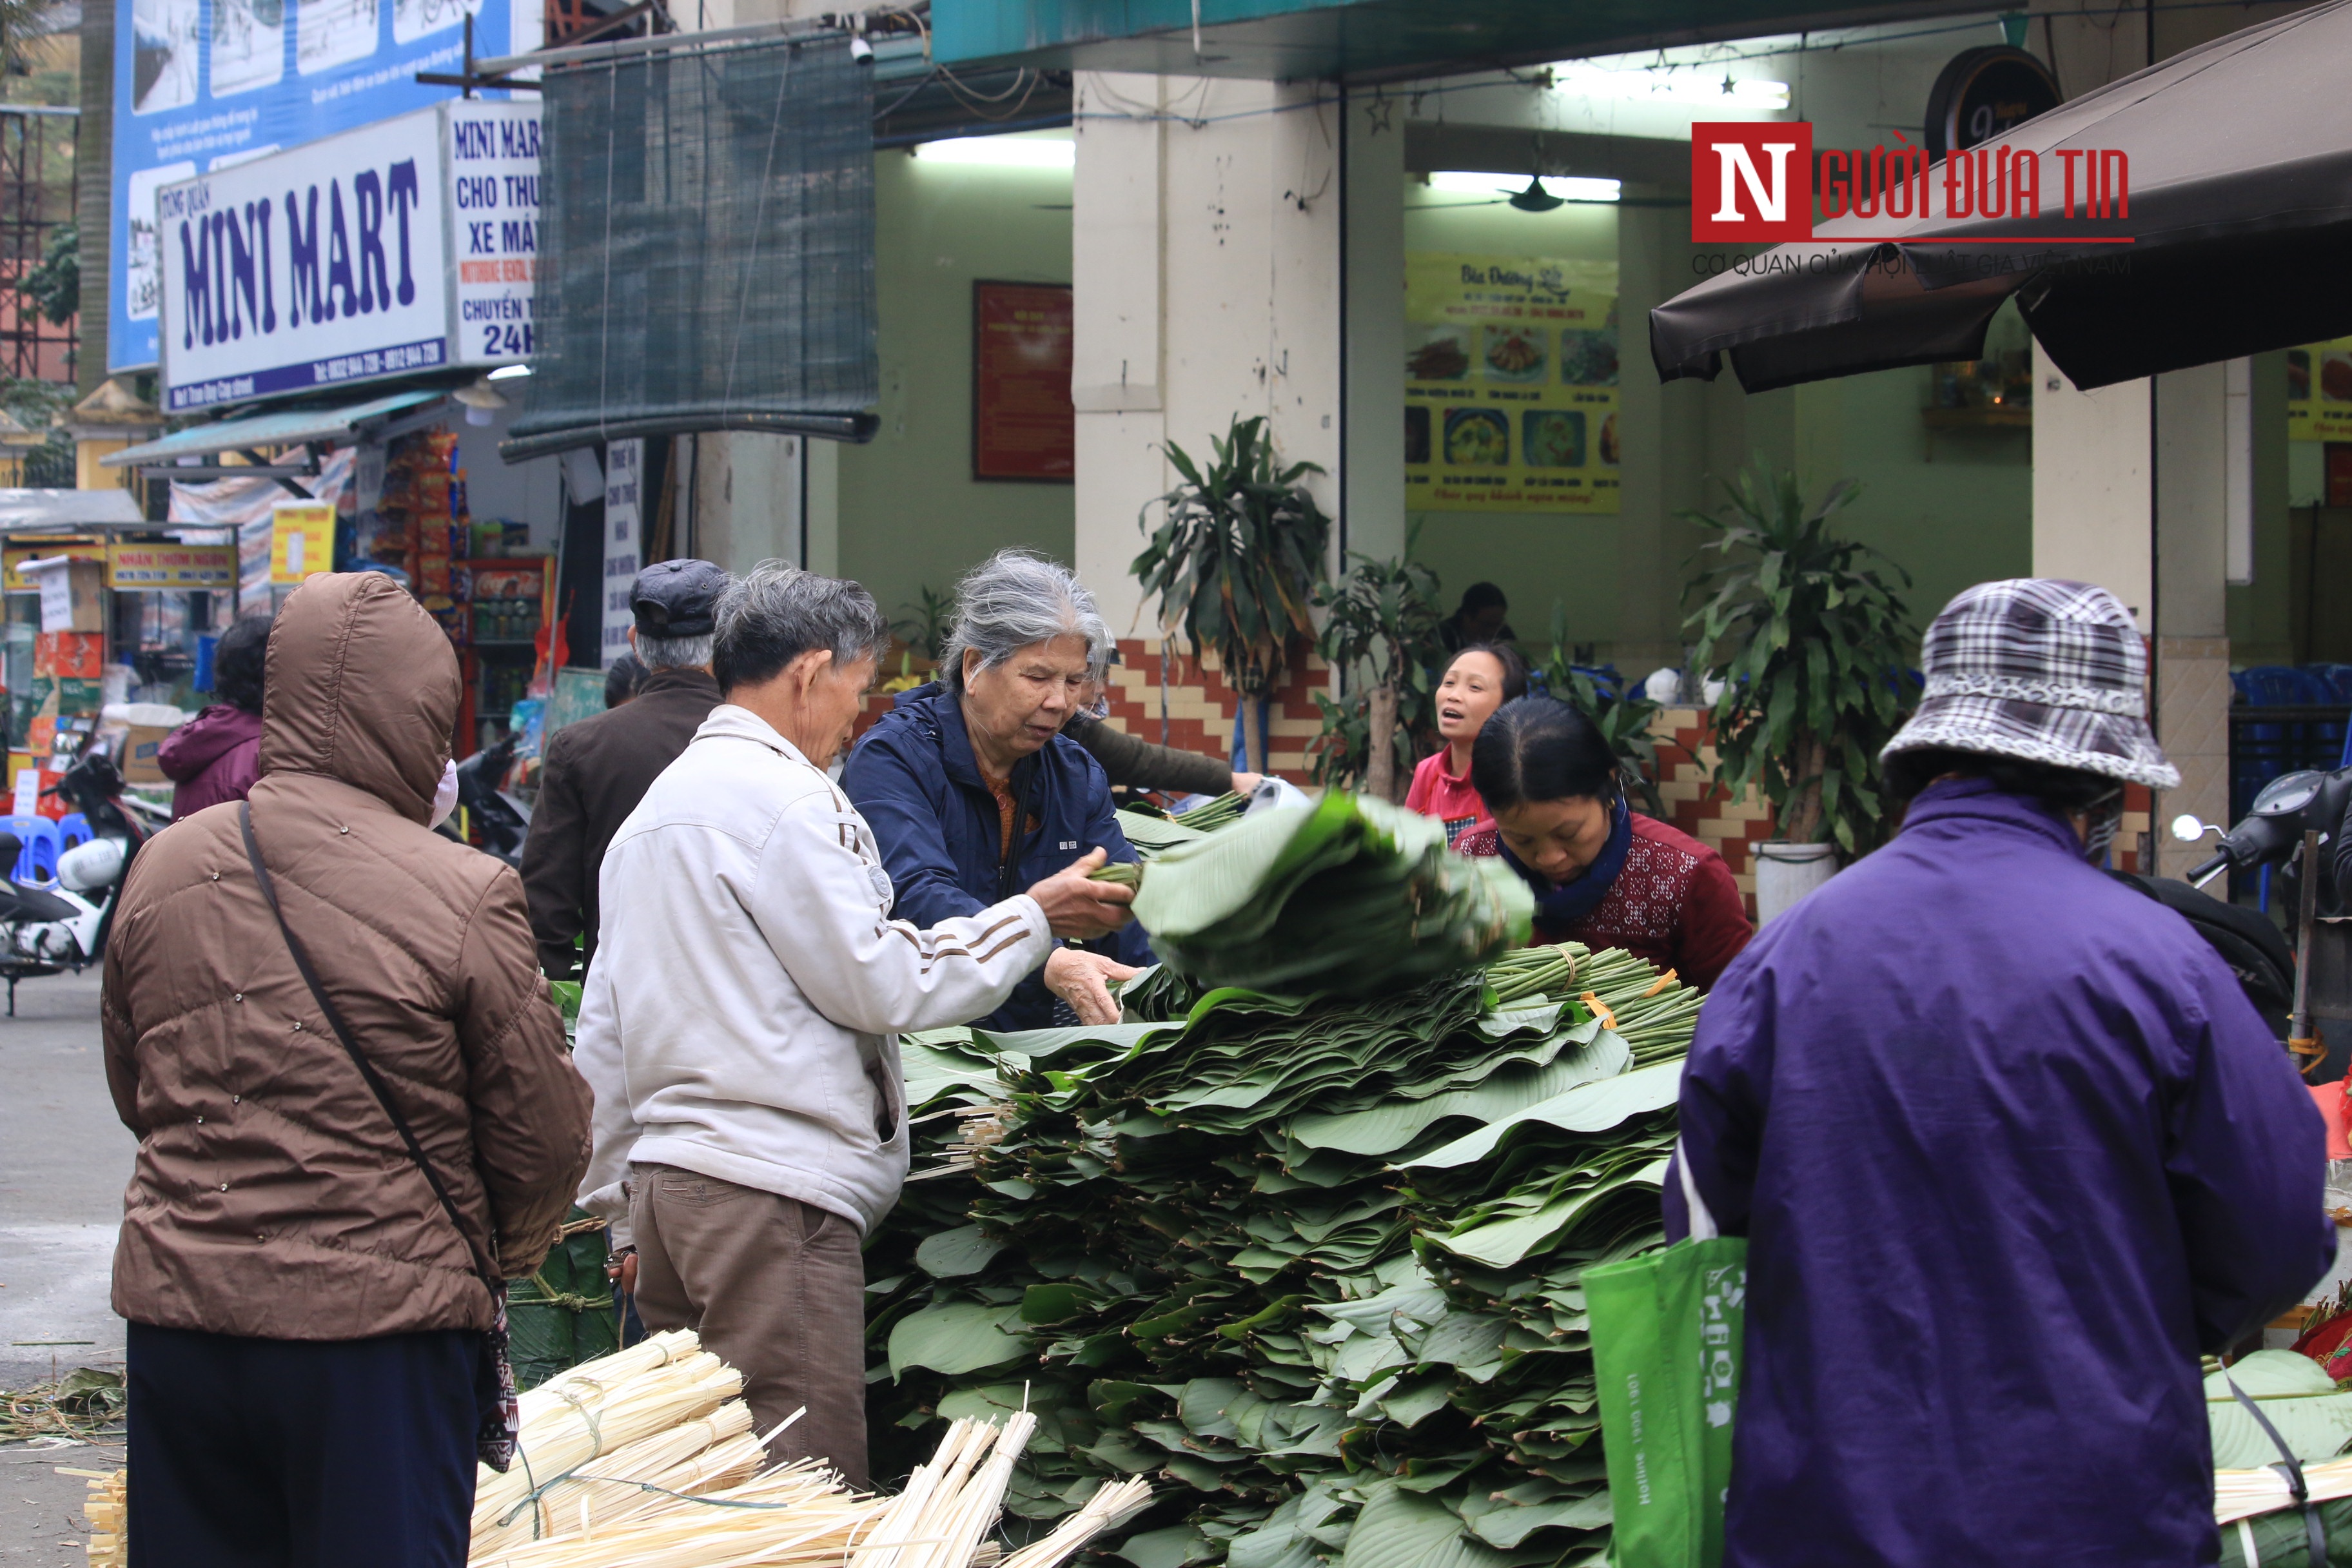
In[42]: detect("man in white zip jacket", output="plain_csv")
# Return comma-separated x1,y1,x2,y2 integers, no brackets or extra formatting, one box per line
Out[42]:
574,563,1136,1489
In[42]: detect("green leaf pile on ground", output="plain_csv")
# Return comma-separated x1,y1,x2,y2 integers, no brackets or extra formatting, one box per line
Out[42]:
865,943,1700,1567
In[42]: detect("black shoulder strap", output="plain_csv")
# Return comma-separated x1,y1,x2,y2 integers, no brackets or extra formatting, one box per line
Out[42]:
239,802,495,1286
2228,1373,2330,1564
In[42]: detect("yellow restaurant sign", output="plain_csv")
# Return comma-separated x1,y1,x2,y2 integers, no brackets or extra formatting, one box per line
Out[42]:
1,539,103,591
2288,337,2352,442
107,542,237,589
3,538,238,591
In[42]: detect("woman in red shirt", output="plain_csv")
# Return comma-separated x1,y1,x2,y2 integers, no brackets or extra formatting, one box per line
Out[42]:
1457,695,1752,990
1405,643,1526,845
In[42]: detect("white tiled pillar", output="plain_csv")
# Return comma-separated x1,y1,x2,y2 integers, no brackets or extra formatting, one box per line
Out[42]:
1070,72,1342,637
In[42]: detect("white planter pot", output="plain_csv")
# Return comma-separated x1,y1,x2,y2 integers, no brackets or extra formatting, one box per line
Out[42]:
1754,841,1838,925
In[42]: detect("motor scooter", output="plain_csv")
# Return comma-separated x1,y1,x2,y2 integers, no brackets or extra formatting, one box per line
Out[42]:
0,735,164,1015
449,730,530,867
2177,767,2352,1075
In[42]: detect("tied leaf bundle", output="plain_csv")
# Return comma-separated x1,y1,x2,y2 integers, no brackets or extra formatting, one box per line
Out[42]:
1128,792,1533,998
1114,791,1253,863
867,943,1701,1567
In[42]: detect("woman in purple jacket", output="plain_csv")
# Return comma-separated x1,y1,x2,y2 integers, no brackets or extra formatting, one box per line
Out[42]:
1671,578,2333,1568
155,612,270,818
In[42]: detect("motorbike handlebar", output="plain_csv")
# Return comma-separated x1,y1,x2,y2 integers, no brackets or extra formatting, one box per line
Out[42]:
2189,850,2232,885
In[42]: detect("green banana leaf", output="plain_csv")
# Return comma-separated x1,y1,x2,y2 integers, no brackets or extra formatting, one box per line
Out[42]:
864,941,1705,1563
2208,1350,2352,1469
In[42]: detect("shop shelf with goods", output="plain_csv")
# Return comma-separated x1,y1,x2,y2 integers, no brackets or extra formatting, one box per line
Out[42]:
455,556,557,752
355,427,556,758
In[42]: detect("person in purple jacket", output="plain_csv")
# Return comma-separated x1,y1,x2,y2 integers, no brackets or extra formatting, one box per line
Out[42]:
155,612,269,818
1669,578,2333,1567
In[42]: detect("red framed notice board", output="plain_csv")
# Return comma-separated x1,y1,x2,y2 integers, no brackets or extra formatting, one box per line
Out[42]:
974,280,1075,482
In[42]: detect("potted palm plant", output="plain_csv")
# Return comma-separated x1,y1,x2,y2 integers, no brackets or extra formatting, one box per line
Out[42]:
1133,416,1333,778
1682,466,1917,912
1308,544,1446,801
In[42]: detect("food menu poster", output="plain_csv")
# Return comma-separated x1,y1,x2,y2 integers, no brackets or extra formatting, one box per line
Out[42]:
1405,253,1620,514
2288,338,2352,442
974,281,1075,482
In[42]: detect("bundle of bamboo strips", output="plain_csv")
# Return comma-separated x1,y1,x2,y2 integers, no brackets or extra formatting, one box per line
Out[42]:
473,1330,741,1541
64,1467,124,1568
2215,1455,2352,1524
472,1460,872,1568
473,1396,764,1551
854,1413,1037,1568
474,1339,1148,1568
1000,1479,1154,1568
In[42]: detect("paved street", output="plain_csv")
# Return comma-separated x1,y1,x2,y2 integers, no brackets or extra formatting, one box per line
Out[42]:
0,969,135,1568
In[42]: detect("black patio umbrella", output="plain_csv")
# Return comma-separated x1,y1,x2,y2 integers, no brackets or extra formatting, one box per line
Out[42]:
1650,1,2352,393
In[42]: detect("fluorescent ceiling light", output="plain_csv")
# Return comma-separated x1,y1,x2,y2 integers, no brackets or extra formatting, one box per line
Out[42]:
1551,63,1789,110
1426,172,1621,202
912,136,1074,169
487,364,532,380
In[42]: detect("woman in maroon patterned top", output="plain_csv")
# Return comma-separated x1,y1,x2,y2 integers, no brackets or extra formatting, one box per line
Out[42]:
1457,696,1752,990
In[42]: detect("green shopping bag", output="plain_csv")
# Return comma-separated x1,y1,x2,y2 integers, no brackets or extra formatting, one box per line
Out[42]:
1587,1232,1748,1568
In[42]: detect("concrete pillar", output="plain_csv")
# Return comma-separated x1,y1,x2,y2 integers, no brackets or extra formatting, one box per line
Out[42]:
2032,345,2243,879
1071,72,1342,631
2031,344,2151,625
2153,362,2237,874
688,432,806,571
1612,200,1710,674
1070,73,1342,775
1071,71,1170,637
1340,93,1404,567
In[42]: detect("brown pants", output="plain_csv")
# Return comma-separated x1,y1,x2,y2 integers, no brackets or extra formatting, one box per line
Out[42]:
628,1164,870,1490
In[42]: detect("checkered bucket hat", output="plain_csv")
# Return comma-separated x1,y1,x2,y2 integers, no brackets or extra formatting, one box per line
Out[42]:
1880,578,2179,790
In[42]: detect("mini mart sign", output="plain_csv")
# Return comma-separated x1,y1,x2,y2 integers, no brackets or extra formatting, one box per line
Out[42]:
157,101,540,413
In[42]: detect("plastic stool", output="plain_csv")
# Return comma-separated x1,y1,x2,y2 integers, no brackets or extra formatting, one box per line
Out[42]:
56,813,91,852
1,814,61,882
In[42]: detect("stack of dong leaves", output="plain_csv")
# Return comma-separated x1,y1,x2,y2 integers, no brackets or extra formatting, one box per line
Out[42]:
866,790,1707,1568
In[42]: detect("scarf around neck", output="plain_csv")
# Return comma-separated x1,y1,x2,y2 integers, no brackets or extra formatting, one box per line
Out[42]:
1497,787,1634,926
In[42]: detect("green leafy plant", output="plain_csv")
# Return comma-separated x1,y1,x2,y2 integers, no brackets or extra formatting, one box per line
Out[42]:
1681,466,1916,854
1308,544,1446,798
892,585,955,665
1534,601,1665,816
1134,416,1332,776
0,0,58,79
17,218,72,328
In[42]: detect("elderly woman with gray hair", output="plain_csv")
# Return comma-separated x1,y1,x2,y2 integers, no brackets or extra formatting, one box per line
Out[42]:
844,549,1152,1031
576,562,1134,1489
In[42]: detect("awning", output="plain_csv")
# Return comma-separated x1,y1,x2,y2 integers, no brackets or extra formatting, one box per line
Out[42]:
932,0,1997,81
0,489,147,529
101,389,447,469
1649,2,2352,393
501,35,879,462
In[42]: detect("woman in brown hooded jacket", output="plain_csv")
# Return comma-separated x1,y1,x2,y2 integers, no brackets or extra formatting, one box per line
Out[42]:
101,573,592,1568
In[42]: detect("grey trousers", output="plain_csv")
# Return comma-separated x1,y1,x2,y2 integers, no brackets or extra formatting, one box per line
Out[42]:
628,1163,871,1490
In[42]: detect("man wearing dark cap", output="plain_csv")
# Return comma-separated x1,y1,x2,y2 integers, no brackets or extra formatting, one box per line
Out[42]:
524,559,727,978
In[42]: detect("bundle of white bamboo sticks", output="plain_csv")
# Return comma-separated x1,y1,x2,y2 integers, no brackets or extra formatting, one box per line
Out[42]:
2216,1455,2352,1524
468,1331,1152,1568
